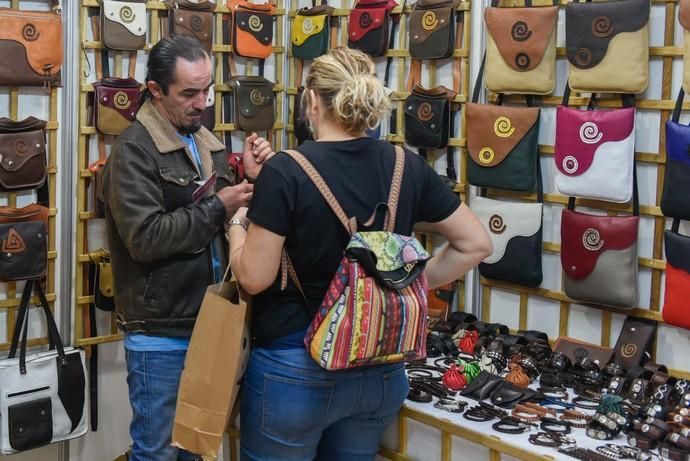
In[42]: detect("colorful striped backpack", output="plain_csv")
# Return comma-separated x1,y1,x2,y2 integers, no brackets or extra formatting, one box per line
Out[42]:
283,146,430,370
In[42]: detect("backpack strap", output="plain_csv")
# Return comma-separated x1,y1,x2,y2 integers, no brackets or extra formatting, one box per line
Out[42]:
384,146,405,232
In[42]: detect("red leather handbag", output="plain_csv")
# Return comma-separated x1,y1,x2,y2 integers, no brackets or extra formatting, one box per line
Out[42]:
347,0,398,57
662,218,690,330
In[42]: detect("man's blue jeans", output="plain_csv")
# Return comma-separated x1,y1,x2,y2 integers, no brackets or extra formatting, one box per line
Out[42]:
125,349,199,461
240,347,409,461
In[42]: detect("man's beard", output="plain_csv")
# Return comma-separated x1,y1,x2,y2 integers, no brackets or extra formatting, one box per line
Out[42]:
178,119,202,135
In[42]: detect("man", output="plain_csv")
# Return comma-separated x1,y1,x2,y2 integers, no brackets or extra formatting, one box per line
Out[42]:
102,34,272,461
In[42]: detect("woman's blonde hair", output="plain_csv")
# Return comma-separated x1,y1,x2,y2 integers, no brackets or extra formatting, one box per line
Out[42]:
302,47,391,135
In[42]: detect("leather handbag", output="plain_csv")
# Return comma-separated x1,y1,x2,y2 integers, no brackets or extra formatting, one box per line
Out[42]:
662,219,690,330
0,204,49,282
408,0,460,59
0,279,87,454
0,3,62,87
612,316,656,370
565,0,650,93
661,89,690,220
553,337,613,370
460,371,503,400
161,0,215,52
229,76,275,132
93,77,142,136
0,117,47,192
88,159,107,219
101,0,147,51
404,84,456,149
292,5,335,60
484,3,558,95
560,181,640,309
348,0,398,57
293,86,313,145
681,0,690,93
474,194,543,288
466,103,540,192
228,0,275,59
555,103,636,203
89,250,115,312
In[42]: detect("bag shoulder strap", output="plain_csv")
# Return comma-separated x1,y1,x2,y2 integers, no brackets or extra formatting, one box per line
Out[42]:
284,145,405,233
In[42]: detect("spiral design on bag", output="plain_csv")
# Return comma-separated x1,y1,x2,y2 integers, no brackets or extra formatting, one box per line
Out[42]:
22,23,40,42
515,53,530,70
417,103,434,122
573,348,588,361
479,147,495,165
579,122,603,144
493,116,515,138
250,89,266,106
302,18,314,34
359,12,373,28
191,15,204,32
592,16,613,38
489,215,506,234
114,91,131,110
582,228,604,251
248,15,264,32
511,21,532,42
562,155,579,174
13,140,29,157
120,6,135,23
621,343,638,358
575,48,592,67
422,12,438,31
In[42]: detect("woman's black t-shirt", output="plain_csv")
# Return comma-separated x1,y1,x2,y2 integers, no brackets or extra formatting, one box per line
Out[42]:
246,137,461,346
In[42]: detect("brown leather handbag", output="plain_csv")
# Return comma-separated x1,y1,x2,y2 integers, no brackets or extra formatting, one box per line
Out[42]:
229,76,275,132
409,0,460,59
0,3,62,87
0,117,47,192
161,0,215,52
101,0,148,51
0,204,48,282
228,0,275,59
93,78,142,136
404,84,456,149
553,337,613,370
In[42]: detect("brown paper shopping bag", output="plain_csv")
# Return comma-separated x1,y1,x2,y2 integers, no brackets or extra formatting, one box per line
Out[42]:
172,280,251,457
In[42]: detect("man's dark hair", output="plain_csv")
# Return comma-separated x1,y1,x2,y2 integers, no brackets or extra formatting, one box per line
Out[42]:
145,34,209,95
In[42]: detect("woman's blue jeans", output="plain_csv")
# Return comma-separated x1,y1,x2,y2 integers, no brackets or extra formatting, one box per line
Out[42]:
240,347,409,461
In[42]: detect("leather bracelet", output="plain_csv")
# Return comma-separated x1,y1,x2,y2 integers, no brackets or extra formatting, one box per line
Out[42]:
628,432,659,451
667,423,690,438
629,378,650,406
608,375,628,396
679,393,690,409
407,368,435,379
642,403,668,420
539,386,569,400
492,417,529,434
540,417,572,435
540,371,564,389
667,432,690,451
464,405,499,422
528,432,576,449
639,420,670,441
672,413,690,427
548,353,572,372
540,396,575,412
593,413,620,432
645,362,669,376
572,396,601,410
522,402,557,418
407,387,432,403
434,398,467,413
561,409,591,428
511,408,541,424
559,447,616,461
659,442,690,461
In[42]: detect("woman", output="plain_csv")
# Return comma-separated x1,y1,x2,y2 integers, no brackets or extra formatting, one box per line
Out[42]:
228,47,491,461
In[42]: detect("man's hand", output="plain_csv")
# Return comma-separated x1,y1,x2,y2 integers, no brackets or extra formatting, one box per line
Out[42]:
243,133,275,181
216,183,253,218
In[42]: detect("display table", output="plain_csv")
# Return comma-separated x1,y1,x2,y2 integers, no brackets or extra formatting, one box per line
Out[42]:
379,397,671,461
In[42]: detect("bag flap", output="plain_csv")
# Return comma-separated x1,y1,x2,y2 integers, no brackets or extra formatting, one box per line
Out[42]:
409,5,453,45
560,209,639,280
555,106,635,177
346,231,430,271
0,116,46,133
473,196,542,265
102,1,147,37
349,8,388,42
235,10,273,45
0,204,49,225
292,13,327,46
171,8,213,42
565,0,650,69
466,103,539,168
0,8,63,78
97,76,140,88
95,80,142,122
485,6,558,72
412,83,456,100
665,120,690,167
0,128,45,173
681,0,690,30
665,230,690,273
553,337,613,369
404,93,448,135
0,221,47,270
355,0,398,8
232,0,275,13
231,76,274,119
167,0,216,10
